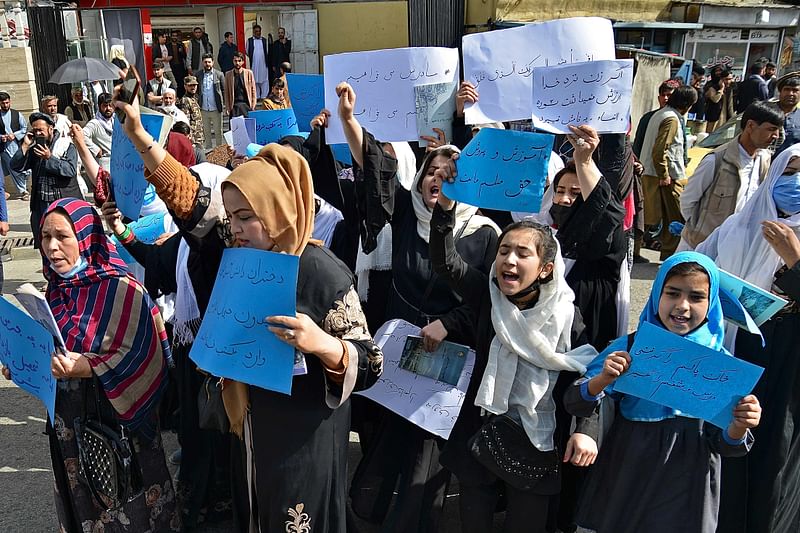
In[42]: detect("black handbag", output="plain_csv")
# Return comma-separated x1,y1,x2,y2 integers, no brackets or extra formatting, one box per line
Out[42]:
197,375,230,434
468,414,560,491
74,378,142,511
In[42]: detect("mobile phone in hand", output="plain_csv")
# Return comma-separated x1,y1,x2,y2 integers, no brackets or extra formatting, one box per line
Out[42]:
115,78,140,124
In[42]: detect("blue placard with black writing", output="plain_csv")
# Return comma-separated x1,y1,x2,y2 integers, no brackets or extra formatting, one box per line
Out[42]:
249,109,301,145
285,73,324,132
441,128,553,212
613,322,764,428
0,297,56,422
110,113,166,220
189,248,299,394
127,212,167,244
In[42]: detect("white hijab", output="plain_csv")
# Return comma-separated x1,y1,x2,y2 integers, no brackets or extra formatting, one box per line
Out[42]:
698,144,800,291
477,240,597,450
312,194,344,248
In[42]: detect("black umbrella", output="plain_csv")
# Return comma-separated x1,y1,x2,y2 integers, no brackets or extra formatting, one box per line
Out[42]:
48,57,122,85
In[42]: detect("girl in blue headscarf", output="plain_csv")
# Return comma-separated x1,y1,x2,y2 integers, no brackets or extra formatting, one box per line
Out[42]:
564,252,762,533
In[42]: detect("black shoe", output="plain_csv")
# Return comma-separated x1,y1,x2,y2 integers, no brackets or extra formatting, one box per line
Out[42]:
633,254,650,264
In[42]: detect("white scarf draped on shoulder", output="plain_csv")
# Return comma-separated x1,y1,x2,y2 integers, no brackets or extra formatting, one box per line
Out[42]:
476,243,598,450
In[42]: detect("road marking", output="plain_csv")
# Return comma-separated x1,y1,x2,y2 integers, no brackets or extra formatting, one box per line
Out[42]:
0,417,26,425
0,467,51,473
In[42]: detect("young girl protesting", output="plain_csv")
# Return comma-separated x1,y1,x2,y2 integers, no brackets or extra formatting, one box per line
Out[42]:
564,252,763,533
430,181,601,531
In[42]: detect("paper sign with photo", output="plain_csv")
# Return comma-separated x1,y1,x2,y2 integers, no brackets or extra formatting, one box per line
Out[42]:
323,47,460,144
357,319,475,439
718,269,787,326
415,81,457,146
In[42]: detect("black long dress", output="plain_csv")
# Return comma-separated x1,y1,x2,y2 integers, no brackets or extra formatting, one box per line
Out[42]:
349,131,498,532
718,262,800,533
122,234,233,530
555,177,626,351
146,156,383,533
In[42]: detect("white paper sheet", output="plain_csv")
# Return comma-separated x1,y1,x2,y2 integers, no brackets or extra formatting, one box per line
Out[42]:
531,59,634,134
462,17,616,124
323,47,460,144
356,319,475,439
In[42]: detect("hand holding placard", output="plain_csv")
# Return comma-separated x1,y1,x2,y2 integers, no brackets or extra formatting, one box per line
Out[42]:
612,322,764,428
440,128,553,212
111,112,167,220
189,248,299,394
0,297,57,422
532,59,634,134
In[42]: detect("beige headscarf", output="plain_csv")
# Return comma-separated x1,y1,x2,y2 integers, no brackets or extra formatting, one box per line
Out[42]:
220,143,316,436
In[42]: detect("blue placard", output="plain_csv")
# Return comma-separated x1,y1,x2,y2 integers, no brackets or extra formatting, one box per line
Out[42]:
110,113,166,220
0,297,56,422
613,322,765,428
331,143,352,165
189,248,299,395
127,213,167,245
285,73,324,132
441,128,553,212
249,109,301,145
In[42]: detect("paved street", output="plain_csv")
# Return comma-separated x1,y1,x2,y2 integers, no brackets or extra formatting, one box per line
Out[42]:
0,193,659,532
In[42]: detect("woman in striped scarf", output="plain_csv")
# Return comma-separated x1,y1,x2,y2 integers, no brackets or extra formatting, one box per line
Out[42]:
40,198,180,532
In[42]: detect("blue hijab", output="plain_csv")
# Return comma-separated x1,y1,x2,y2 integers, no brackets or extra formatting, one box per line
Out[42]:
585,252,727,421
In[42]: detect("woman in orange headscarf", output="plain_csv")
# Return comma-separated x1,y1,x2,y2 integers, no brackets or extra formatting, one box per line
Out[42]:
113,96,383,533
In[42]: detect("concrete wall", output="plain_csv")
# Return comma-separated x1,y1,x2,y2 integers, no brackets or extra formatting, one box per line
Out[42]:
0,47,38,117
315,0,408,69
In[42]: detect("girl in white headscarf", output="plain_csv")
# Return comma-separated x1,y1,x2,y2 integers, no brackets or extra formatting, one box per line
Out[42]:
698,143,800,533
337,81,500,532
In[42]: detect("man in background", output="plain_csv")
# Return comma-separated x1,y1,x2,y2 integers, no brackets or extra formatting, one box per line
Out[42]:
773,72,800,155
186,27,213,75
196,54,224,148
218,31,238,73
169,30,189,96
736,62,769,113
680,101,782,250
177,76,205,149
0,91,29,200
269,26,291,82
64,87,92,127
145,62,173,109
638,85,698,259
82,92,114,172
225,51,257,117
40,95,71,138
247,24,270,98
152,32,178,88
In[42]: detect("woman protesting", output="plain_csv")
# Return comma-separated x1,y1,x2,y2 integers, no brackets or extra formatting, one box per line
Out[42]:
112,94,383,532
3,198,178,532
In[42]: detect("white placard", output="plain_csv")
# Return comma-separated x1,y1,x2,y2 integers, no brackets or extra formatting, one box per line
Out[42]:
531,59,634,134
323,47,460,144
462,17,616,124
357,319,475,439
